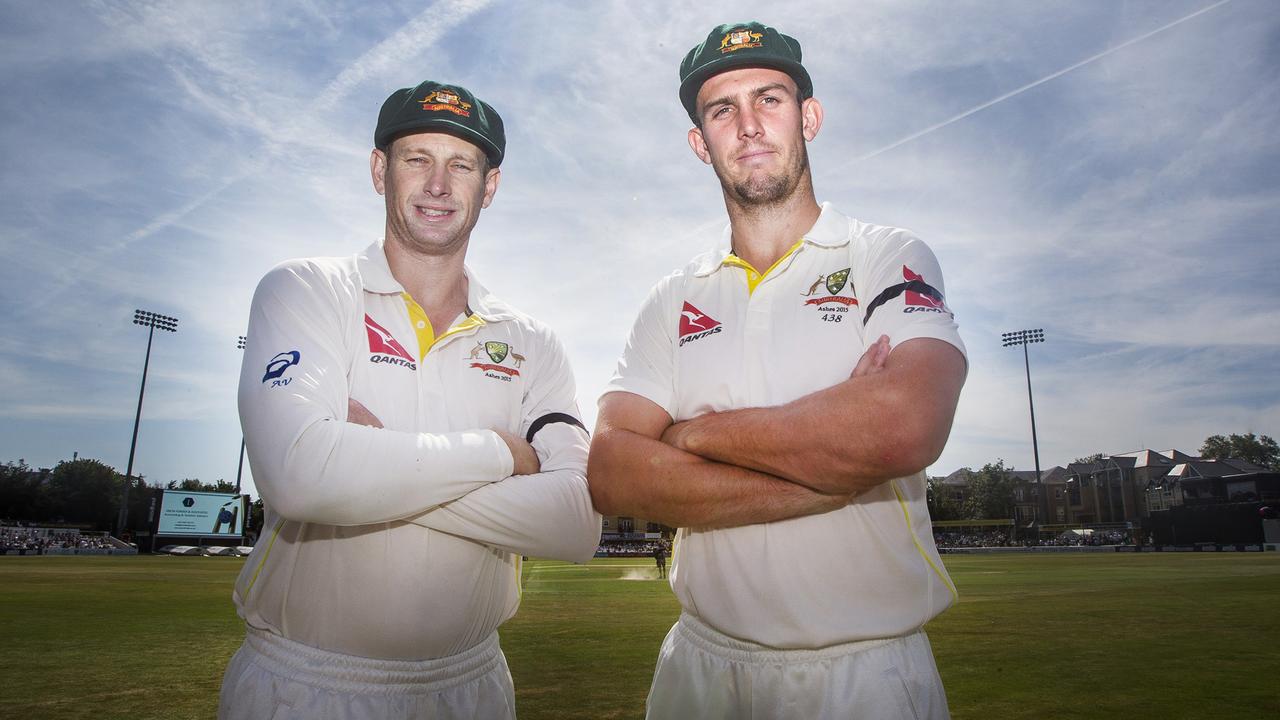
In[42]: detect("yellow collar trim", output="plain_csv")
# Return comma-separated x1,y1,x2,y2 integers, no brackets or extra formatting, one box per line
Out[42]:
441,314,486,344
721,239,804,295
400,293,485,361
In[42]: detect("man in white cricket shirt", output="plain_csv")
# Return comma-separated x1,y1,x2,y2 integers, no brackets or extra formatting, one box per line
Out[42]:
218,80,600,719
588,22,968,719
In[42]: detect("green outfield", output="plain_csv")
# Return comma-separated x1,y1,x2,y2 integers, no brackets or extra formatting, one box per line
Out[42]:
1,553,1277,719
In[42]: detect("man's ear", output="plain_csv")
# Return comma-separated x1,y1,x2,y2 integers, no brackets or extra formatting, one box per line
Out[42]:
801,97,824,142
480,166,501,209
370,148,388,195
688,127,712,165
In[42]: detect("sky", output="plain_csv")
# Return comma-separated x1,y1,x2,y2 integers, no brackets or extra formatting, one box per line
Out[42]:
1,0,1277,504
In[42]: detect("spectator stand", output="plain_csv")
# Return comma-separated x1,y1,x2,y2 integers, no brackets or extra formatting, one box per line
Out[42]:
595,530,669,558
0,525,137,556
931,519,1016,551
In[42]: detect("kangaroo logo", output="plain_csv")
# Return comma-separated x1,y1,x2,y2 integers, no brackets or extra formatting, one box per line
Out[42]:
468,339,524,381
678,302,723,347
802,268,858,309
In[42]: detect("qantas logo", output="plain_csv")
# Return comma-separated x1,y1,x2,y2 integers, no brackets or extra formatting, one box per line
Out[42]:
861,265,950,322
904,266,946,311
365,315,417,370
678,302,722,347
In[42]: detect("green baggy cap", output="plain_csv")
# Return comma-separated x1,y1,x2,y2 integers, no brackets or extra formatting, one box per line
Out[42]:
374,81,505,167
678,21,813,122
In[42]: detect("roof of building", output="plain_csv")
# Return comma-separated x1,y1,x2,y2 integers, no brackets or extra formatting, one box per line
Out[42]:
1158,449,1199,463
1114,449,1179,468
1155,458,1273,484
1008,466,1067,484
1066,461,1104,475
1217,457,1269,473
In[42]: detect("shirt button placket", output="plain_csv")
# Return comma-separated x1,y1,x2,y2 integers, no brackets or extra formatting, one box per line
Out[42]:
743,281,771,408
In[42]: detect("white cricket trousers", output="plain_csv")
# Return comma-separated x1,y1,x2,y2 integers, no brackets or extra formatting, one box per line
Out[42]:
645,613,949,720
218,626,515,720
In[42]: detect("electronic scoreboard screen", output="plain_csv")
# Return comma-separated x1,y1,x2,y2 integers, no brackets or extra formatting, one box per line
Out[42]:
156,490,246,538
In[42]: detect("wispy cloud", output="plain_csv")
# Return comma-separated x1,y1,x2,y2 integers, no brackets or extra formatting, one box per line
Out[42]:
852,0,1236,164
317,0,495,109
1,0,1277,494
102,0,498,254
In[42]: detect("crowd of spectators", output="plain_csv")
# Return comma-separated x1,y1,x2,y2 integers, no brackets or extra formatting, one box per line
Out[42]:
1,526,114,551
933,529,1012,548
1042,529,1131,546
595,540,668,557
932,527,1134,548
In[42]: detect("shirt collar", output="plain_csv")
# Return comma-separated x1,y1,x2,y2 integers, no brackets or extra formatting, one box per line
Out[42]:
804,202,852,248
356,239,517,323
691,202,850,277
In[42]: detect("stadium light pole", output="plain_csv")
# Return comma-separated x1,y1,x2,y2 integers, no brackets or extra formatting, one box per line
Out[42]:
235,335,246,494
1002,329,1046,529
117,310,179,536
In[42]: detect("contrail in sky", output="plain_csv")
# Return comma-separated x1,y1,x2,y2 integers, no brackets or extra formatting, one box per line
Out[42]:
319,0,495,109
852,0,1234,164
123,0,494,245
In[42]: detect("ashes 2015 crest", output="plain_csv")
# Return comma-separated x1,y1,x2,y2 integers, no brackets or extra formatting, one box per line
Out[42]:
802,267,858,324
469,340,525,381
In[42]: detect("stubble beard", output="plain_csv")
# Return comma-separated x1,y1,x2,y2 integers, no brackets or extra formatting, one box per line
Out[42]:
720,142,811,209
384,191,475,259
386,211,466,258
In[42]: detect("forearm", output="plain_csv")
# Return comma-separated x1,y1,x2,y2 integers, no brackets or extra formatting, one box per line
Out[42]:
247,416,513,526
671,339,966,493
240,262,515,526
588,426,850,530
670,385,898,494
407,467,601,563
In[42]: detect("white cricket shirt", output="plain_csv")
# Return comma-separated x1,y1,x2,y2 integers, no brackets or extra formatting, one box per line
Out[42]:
605,203,966,649
234,239,600,661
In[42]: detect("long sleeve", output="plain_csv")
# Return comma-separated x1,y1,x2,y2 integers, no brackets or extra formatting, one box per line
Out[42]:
406,329,601,562
239,260,513,526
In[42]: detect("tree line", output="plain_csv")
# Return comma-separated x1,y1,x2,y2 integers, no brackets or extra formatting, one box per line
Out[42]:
6,433,1275,531
0,457,263,535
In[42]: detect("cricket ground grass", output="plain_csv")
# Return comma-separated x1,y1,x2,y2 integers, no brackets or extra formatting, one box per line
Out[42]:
1,553,1277,719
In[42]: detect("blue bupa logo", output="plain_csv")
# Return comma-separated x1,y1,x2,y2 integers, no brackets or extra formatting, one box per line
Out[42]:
263,351,301,387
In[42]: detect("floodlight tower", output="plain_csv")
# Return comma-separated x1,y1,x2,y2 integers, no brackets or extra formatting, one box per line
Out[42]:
1002,329,1046,526
235,335,246,493
117,310,179,536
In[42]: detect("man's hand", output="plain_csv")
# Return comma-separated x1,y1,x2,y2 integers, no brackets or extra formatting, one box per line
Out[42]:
347,398,384,428
663,335,891,452
851,334,890,378
492,429,541,476
590,392,859,528
349,398,538,476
